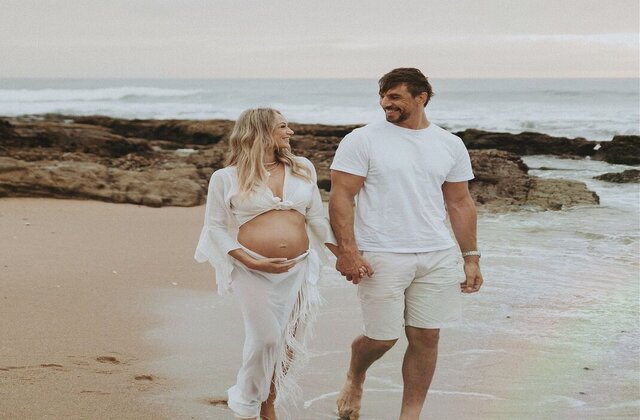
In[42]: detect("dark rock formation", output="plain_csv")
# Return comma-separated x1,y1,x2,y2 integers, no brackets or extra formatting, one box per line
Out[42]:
594,135,640,165
455,129,598,157
468,150,531,207
594,169,640,183
0,119,13,137
467,150,599,211
3,118,152,158
72,115,234,146
0,115,600,211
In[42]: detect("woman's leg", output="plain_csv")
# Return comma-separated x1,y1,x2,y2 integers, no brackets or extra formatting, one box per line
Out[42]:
228,262,310,419
228,268,283,418
260,374,277,420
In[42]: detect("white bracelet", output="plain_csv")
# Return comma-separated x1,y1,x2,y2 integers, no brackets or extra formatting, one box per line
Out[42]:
462,250,481,258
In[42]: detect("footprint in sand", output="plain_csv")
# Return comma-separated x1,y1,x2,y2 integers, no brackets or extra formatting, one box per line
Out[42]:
208,398,228,407
80,390,111,395
96,356,121,364
67,356,91,366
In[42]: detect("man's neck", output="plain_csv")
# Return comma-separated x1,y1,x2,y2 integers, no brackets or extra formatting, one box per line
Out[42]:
393,112,430,130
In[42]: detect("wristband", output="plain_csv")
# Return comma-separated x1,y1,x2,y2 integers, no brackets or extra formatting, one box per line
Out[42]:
461,250,481,258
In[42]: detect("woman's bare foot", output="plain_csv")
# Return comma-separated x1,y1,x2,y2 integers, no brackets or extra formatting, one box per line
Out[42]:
336,377,363,419
260,400,277,420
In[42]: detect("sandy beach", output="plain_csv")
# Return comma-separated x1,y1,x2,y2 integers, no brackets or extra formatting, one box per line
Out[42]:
0,197,214,419
1,195,638,419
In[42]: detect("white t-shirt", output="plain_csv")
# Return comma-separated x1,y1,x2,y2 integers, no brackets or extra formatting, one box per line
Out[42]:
330,120,474,253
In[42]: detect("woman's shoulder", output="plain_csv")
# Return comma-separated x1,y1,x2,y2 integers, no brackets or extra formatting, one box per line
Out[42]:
291,155,314,169
214,165,237,175
210,165,237,182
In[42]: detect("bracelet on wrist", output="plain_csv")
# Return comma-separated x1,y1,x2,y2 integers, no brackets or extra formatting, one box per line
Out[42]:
461,250,481,258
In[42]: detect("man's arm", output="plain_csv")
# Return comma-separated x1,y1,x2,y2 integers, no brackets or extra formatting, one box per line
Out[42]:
329,170,373,284
442,181,483,293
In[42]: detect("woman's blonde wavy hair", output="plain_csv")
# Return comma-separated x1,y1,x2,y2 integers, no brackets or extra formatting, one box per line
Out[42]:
225,108,312,194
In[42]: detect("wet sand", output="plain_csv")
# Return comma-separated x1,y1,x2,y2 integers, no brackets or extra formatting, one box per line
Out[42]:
1,197,638,419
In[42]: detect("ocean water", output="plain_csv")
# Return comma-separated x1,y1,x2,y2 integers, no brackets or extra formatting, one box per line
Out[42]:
1,78,638,141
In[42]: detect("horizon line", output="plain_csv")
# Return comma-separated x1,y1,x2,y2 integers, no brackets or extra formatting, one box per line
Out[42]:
1,76,638,81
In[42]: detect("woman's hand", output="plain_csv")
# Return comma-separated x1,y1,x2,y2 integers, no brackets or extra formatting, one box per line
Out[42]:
247,257,296,274
229,248,296,274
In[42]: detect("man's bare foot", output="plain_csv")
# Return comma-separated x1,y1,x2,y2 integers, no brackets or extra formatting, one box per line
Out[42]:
336,377,363,419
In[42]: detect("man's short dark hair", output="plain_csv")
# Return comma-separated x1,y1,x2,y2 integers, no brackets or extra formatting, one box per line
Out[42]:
378,68,434,107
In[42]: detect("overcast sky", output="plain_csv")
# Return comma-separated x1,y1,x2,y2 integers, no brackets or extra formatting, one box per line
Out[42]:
1,0,638,78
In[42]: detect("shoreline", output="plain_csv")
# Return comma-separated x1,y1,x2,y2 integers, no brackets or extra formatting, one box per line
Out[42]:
2,195,638,419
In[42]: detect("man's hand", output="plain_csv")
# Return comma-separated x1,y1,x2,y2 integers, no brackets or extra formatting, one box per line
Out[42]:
336,250,374,285
460,259,483,293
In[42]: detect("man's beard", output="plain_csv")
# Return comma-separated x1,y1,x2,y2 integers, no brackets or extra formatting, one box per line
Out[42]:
384,107,409,123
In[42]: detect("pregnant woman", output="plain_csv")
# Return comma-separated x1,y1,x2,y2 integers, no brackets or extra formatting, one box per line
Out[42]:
195,108,337,419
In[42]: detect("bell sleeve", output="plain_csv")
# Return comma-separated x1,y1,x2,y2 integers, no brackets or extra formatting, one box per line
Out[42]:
194,169,241,296
303,159,337,266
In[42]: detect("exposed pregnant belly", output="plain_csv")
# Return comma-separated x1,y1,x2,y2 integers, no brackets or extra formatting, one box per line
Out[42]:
237,209,309,259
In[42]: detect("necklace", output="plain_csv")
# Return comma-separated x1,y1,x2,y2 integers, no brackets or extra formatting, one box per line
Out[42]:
266,161,281,176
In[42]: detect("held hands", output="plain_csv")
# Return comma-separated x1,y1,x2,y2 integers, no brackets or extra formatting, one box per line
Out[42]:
335,250,374,285
460,258,483,293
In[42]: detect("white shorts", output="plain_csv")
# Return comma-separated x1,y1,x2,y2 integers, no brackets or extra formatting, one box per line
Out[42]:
358,246,463,340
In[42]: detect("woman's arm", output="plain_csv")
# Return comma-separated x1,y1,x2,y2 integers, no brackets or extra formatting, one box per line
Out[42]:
303,159,338,252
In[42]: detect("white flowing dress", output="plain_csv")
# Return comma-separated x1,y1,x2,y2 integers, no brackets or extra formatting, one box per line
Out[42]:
194,157,336,418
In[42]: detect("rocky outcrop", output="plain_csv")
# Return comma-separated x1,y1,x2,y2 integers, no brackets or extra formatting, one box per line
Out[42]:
467,150,598,211
594,135,640,165
594,169,640,183
3,118,152,157
468,150,531,207
525,179,600,210
0,157,204,207
455,129,598,157
70,115,360,147
0,119,13,138
71,115,234,146
0,115,601,211
453,129,640,165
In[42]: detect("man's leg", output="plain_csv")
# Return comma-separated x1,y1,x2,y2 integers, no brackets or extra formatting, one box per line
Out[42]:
400,327,440,420
338,251,413,418
337,335,397,419
401,247,463,418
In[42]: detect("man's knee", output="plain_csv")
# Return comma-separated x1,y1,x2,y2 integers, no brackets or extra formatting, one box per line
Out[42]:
406,327,440,349
356,335,398,355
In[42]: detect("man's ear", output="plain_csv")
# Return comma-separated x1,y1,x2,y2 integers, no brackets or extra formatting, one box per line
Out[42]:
417,92,428,106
